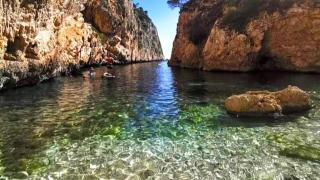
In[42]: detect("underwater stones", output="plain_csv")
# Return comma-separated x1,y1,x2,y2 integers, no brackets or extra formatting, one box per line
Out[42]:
225,86,312,116
179,104,222,123
280,145,320,162
266,133,320,162
137,169,155,179
126,174,140,180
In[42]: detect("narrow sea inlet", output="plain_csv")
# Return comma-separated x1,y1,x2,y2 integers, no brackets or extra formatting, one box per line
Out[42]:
0,62,319,179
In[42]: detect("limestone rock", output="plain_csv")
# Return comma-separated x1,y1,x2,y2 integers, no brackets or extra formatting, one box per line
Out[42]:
170,0,320,72
0,77,10,89
225,86,312,116
84,0,164,62
274,86,312,113
0,0,163,90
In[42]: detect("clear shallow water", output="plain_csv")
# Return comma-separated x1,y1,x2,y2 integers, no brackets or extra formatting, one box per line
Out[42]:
0,62,319,179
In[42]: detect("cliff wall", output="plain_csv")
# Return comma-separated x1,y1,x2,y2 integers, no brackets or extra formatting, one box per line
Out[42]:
0,0,163,90
170,0,320,72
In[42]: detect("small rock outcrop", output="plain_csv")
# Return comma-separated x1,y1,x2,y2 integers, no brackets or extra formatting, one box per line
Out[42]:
0,0,163,90
225,86,312,116
169,0,320,72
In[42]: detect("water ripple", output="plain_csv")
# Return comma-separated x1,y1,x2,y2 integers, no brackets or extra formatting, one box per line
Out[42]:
0,62,319,179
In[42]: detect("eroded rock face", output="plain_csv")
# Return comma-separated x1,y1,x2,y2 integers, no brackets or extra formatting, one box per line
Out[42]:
0,0,163,90
84,0,163,62
225,86,312,116
170,0,320,72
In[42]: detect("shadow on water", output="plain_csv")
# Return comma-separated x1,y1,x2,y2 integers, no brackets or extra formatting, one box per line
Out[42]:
171,67,320,94
217,112,308,128
170,66,320,128
0,82,64,177
0,74,103,177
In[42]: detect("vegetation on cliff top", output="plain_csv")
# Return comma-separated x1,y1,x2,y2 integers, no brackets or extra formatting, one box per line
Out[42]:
221,0,298,32
169,0,304,43
167,0,190,8
134,3,152,29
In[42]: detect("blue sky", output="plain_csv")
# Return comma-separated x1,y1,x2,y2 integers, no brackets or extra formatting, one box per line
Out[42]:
133,0,180,59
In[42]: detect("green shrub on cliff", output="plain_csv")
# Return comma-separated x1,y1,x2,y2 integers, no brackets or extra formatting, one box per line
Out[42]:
186,1,224,44
134,4,153,32
167,0,190,8
221,0,264,32
221,0,298,32
92,27,107,43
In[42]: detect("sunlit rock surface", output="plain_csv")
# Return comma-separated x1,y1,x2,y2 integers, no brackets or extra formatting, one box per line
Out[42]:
0,0,163,90
84,0,164,62
225,86,312,116
169,0,320,72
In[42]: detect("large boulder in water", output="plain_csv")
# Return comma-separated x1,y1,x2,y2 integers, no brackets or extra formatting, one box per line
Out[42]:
225,86,311,116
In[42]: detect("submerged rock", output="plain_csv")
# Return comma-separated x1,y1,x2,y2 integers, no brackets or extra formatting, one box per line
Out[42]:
267,132,320,162
225,86,311,116
280,145,320,162
138,169,155,179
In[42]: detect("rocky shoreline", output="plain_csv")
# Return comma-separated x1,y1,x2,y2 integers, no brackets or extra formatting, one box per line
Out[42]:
0,58,167,91
0,0,164,91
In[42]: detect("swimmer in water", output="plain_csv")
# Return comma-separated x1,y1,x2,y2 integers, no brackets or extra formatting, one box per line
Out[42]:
88,67,95,77
102,70,115,79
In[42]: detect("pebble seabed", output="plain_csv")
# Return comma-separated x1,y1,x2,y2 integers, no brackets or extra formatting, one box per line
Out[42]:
0,62,319,179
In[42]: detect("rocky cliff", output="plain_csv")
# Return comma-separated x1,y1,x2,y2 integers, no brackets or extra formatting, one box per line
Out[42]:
0,0,163,90
169,0,320,72
84,0,163,62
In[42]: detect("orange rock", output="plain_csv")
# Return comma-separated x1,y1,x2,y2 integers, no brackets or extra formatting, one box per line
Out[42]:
225,86,312,116
170,0,320,72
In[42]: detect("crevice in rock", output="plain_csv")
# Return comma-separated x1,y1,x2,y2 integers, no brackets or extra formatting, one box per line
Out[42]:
4,36,27,61
186,0,224,45
5,39,16,54
256,31,278,70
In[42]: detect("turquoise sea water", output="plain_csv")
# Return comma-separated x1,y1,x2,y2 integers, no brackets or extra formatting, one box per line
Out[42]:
0,62,319,179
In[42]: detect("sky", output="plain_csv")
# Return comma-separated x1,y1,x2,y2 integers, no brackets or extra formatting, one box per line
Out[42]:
133,0,180,59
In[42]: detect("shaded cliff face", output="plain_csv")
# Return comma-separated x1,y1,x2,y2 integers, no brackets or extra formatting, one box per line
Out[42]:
84,0,164,62
170,0,320,72
0,0,163,90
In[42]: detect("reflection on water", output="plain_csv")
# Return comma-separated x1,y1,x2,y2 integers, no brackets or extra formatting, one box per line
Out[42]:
0,62,319,179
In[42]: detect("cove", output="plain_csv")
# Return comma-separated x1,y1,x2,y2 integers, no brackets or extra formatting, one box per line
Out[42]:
0,62,319,179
